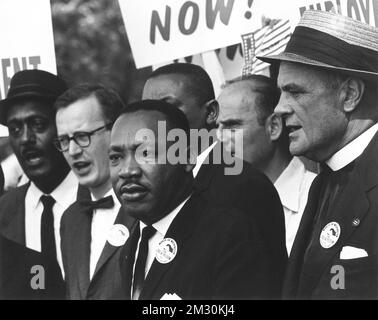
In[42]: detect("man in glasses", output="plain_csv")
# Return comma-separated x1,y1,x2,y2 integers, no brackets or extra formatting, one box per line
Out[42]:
55,84,134,299
0,70,76,299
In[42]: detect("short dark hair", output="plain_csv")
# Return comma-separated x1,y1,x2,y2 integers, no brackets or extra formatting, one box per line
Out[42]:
54,83,124,123
121,99,190,136
148,63,215,105
229,75,280,125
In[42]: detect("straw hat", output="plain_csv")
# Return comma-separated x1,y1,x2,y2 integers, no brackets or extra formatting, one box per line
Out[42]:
258,10,378,82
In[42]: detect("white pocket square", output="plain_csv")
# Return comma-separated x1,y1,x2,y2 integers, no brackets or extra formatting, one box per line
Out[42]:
339,246,368,260
160,293,182,300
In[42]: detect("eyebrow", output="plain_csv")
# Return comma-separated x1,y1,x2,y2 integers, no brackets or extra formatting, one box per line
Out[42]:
109,145,124,153
7,114,47,123
218,119,243,126
109,140,147,153
279,83,305,92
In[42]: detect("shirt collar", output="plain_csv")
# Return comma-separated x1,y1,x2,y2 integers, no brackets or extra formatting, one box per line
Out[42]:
140,194,192,237
91,186,115,200
27,182,45,210
28,171,78,210
326,123,378,171
274,157,306,213
90,187,121,209
192,141,217,178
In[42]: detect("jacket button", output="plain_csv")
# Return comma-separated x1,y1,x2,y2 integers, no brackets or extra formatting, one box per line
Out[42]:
352,219,360,227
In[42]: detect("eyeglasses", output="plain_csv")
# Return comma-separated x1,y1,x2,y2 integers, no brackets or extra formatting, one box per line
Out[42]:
54,123,112,152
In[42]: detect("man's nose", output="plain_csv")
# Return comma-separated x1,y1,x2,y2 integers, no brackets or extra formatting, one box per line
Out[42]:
274,94,292,117
119,155,142,179
20,125,36,144
67,139,82,157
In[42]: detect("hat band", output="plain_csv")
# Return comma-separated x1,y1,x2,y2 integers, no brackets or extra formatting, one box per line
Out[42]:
7,84,59,99
286,26,378,74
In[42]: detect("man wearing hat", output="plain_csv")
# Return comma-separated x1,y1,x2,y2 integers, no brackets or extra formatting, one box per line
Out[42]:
0,70,80,298
259,10,378,299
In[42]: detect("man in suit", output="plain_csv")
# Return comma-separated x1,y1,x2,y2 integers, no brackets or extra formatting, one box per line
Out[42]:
111,99,275,299
259,10,378,299
54,84,135,299
0,234,64,299
217,75,316,255
142,63,287,297
0,70,79,299
0,164,4,196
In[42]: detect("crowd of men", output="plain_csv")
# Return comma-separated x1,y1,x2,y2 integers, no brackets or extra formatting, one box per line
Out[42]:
1,10,378,300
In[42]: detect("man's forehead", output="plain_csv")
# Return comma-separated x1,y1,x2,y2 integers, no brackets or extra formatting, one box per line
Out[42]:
113,111,168,136
277,61,328,86
220,85,256,114
56,95,104,125
7,100,52,121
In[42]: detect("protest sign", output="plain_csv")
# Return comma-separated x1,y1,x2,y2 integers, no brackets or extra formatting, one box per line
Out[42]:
255,0,378,27
0,0,56,136
0,0,57,99
118,0,262,68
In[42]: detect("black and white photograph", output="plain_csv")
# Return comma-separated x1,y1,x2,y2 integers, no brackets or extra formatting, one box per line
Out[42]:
0,0,378,304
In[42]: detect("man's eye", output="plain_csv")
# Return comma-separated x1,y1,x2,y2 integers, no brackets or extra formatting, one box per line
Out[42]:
8,124,22,136
74,132,89,144
288,89,302,97
30,119,48,132
109,154,122,164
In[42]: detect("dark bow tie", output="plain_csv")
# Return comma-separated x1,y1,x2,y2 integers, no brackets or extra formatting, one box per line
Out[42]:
83,195,115,210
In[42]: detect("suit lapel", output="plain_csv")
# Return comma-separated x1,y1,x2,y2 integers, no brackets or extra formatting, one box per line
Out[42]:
283,173,326,299
121,221,141,299
91,207,136,280
68,201,92,299
1,184,29,245
297,132,378,298
139,193,203,300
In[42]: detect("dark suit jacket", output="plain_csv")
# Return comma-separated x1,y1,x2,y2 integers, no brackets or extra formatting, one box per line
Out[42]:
0,179,84,299
283,132,378,300
0,165,4,197
121,192,275,300
60,190,136,300
195,146,287,297
0,234,64,300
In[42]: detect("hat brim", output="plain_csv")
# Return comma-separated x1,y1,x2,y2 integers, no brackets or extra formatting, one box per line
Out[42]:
257,52,378,83
0,92,56,126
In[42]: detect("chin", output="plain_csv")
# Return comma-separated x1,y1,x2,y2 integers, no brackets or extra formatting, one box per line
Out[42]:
24,166,50,181
289,142,307,157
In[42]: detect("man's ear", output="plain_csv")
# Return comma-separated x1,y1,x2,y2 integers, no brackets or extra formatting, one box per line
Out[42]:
204,99,219,127
341,78,365,113
265,113,283,142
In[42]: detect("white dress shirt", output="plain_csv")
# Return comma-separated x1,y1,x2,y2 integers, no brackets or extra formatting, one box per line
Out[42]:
25,171,78,274
192,141,217,178
326,123,378,171
89,188,121,280
274,157,317,255
131,195,191,294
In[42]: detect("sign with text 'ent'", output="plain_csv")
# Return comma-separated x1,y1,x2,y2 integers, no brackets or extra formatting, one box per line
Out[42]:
118,0,262,69
0,0,57,101
0,0,56,136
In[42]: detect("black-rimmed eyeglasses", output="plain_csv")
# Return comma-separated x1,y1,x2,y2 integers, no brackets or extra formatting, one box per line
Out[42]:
54,123,112,152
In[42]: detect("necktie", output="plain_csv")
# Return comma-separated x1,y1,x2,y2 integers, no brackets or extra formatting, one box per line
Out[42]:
40,195,57,260
132,225,156,300
83,195,114,210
